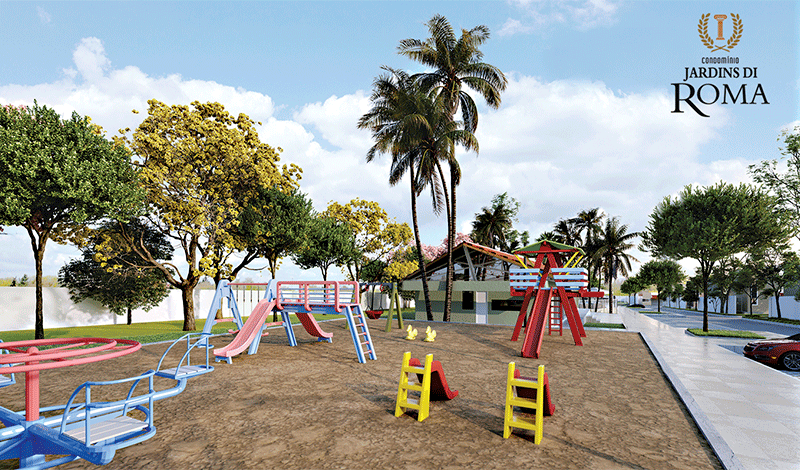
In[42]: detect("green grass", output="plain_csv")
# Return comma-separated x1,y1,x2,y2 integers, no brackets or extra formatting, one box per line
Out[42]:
0,314,339,345
742,314,800,326
584,322,625,329
686,328,765,339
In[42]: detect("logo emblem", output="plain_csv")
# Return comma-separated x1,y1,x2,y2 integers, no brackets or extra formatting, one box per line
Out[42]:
698,13,742,52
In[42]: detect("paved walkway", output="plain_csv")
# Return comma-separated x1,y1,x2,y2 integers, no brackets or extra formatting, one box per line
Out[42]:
619,306,800,470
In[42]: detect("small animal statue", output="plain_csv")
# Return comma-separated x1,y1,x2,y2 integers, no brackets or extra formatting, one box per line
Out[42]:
423,326,436,342
405,324,418,340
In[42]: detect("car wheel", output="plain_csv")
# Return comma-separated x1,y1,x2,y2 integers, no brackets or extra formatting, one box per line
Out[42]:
780,351,800,371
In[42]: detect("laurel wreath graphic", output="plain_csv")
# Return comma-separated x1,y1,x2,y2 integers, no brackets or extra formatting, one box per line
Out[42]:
698,13,742,52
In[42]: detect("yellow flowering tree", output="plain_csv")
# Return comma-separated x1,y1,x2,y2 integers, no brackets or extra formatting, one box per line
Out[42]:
105,100,301,330
322,198,412,281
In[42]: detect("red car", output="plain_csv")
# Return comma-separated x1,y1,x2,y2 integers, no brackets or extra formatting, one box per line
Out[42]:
743,333,800,371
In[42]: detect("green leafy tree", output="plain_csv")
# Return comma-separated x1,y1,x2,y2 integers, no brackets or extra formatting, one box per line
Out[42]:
682,275,701,309
59,220,172,325
707,256,741,314
399,14,507,323
593,217,639,314
641,182,788,331
748,125,800,241
293,216,359,281
748,246,800,319
108,100,301,331
638,259,685,312
18,275,30,287
234,185,313,279
682,276,700,308
621,275,647,306
731,261,763,315
358,68,477,321
0,102,142,339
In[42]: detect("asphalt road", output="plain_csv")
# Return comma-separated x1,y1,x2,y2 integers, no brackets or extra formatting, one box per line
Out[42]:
640,305,800,337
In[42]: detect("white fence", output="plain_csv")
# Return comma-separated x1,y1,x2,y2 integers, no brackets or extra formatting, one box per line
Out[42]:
0,286,414,332
0,287,217,332
768,295,800,320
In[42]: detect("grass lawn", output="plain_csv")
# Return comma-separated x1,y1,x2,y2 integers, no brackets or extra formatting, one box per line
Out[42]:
742,314,800,326
686,328,765,339
0,313,339,345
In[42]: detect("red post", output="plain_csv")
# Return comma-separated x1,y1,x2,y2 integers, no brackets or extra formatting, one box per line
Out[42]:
25,347,40,421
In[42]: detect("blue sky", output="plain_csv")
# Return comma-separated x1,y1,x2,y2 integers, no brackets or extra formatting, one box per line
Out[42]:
1,0,798,283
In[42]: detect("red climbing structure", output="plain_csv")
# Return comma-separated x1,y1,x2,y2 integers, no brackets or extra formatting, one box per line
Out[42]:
509,240,604,359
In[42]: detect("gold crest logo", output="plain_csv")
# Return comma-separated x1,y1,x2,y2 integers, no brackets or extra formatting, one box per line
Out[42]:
698,13,742,52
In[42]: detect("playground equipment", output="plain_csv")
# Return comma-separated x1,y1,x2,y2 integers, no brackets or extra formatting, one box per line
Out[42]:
0,335,211,468
423,326,436,342
503,362,554,443
202,280,376,364
509,240,604,358
359,282,404,332
405,325,418,340
395,352,458,421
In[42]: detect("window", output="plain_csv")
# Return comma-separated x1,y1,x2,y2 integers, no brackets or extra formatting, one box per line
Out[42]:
491,298,523,311
462,291,475,310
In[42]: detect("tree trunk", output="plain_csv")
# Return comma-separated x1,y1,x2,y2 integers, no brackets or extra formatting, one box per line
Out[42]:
26,225,47,340
775,292,782,319
127,306,132,325
608,268,613,314
702,274,709,332
180,283,197,331
442,165,456,321
657,290,661,312
410,164,433,321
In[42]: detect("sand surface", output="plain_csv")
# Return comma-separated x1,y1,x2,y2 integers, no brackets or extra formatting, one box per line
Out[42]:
1,319,722,469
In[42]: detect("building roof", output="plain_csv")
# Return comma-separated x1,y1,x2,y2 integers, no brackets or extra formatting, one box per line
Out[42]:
403,240,528,281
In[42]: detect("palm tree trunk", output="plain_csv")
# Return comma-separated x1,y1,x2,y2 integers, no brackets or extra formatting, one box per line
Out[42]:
443,165,457,322
411,163,434,321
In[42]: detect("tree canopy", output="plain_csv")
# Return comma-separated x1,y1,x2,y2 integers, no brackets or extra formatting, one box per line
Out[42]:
292,216,358,281
59,220,172,325
641,182,788,330
748,125,800,241
637,259,684,312
0,102,142,338
107,100,301,330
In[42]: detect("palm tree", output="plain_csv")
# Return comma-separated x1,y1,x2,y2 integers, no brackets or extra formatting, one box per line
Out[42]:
571,208,605,307
553,219,581,247
471,198,514,250
358,67,477,321
399,14,507,322
592,217,639,314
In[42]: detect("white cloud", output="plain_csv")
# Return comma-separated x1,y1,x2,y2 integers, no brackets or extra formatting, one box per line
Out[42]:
500,0,622,35
0,37,752,282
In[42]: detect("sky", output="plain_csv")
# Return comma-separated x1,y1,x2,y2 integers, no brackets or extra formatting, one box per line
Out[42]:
1,0,798,284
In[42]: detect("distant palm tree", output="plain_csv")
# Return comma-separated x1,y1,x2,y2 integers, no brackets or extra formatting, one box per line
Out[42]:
358,67,477,321
553,219,580,247
571,208,605,307
536,231,561,243
399,14,507,322
593,217,639,313
471,199,514,250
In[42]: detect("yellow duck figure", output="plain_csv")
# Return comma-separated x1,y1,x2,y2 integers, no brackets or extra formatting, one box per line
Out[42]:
423,326,436,342
405,324,418,340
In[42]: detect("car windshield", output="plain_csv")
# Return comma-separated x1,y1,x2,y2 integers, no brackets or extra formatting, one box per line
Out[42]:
787,333,800,341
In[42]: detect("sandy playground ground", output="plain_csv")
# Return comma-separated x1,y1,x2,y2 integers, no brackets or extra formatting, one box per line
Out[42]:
1,318,722,470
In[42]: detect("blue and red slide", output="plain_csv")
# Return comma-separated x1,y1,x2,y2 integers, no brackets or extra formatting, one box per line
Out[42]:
408,357,459,400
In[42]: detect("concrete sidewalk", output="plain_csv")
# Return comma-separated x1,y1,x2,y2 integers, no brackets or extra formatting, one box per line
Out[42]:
619,306,800,470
